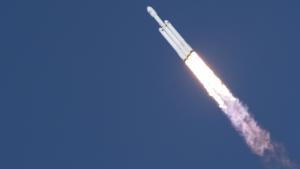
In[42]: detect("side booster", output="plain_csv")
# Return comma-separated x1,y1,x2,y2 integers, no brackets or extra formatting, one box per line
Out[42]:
147,6,193,60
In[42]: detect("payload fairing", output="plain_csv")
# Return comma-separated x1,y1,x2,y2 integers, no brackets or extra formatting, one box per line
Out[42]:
147,6,193,60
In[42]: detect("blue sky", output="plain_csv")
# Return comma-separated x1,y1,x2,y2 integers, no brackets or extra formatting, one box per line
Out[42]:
1,0,299,169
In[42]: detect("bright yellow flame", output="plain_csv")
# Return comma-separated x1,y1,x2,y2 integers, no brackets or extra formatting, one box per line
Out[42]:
184,51,273,156
185,52,233,108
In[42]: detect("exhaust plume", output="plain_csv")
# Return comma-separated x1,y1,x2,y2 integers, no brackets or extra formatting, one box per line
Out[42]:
185,52,296,169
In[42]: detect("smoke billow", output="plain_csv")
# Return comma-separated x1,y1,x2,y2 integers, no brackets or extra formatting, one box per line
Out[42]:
222,98,296,169
185,52,296,169
221,98,272,156
263,142,297,169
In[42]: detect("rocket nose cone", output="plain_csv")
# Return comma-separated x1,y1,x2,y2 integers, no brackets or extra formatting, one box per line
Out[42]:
147,6,156,16
147,6,152,13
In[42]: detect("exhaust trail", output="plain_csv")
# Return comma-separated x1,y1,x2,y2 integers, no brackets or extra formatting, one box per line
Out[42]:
147,6,296,169
185,52,272,156
186,52,296,169
186,52,273,153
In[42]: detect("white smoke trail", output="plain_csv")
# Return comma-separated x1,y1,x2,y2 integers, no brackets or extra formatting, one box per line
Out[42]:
185,52,296,168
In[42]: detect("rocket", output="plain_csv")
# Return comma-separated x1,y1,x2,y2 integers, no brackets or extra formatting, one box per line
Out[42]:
146,6,285,160
147,6,193,60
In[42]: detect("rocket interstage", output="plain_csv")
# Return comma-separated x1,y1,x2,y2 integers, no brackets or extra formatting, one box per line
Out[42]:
147,6,296,168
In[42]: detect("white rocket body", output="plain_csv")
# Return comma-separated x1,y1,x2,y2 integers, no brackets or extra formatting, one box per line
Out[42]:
147,6,193,60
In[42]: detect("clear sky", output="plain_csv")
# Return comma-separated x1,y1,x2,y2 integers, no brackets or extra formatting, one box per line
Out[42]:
1,0,299,169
